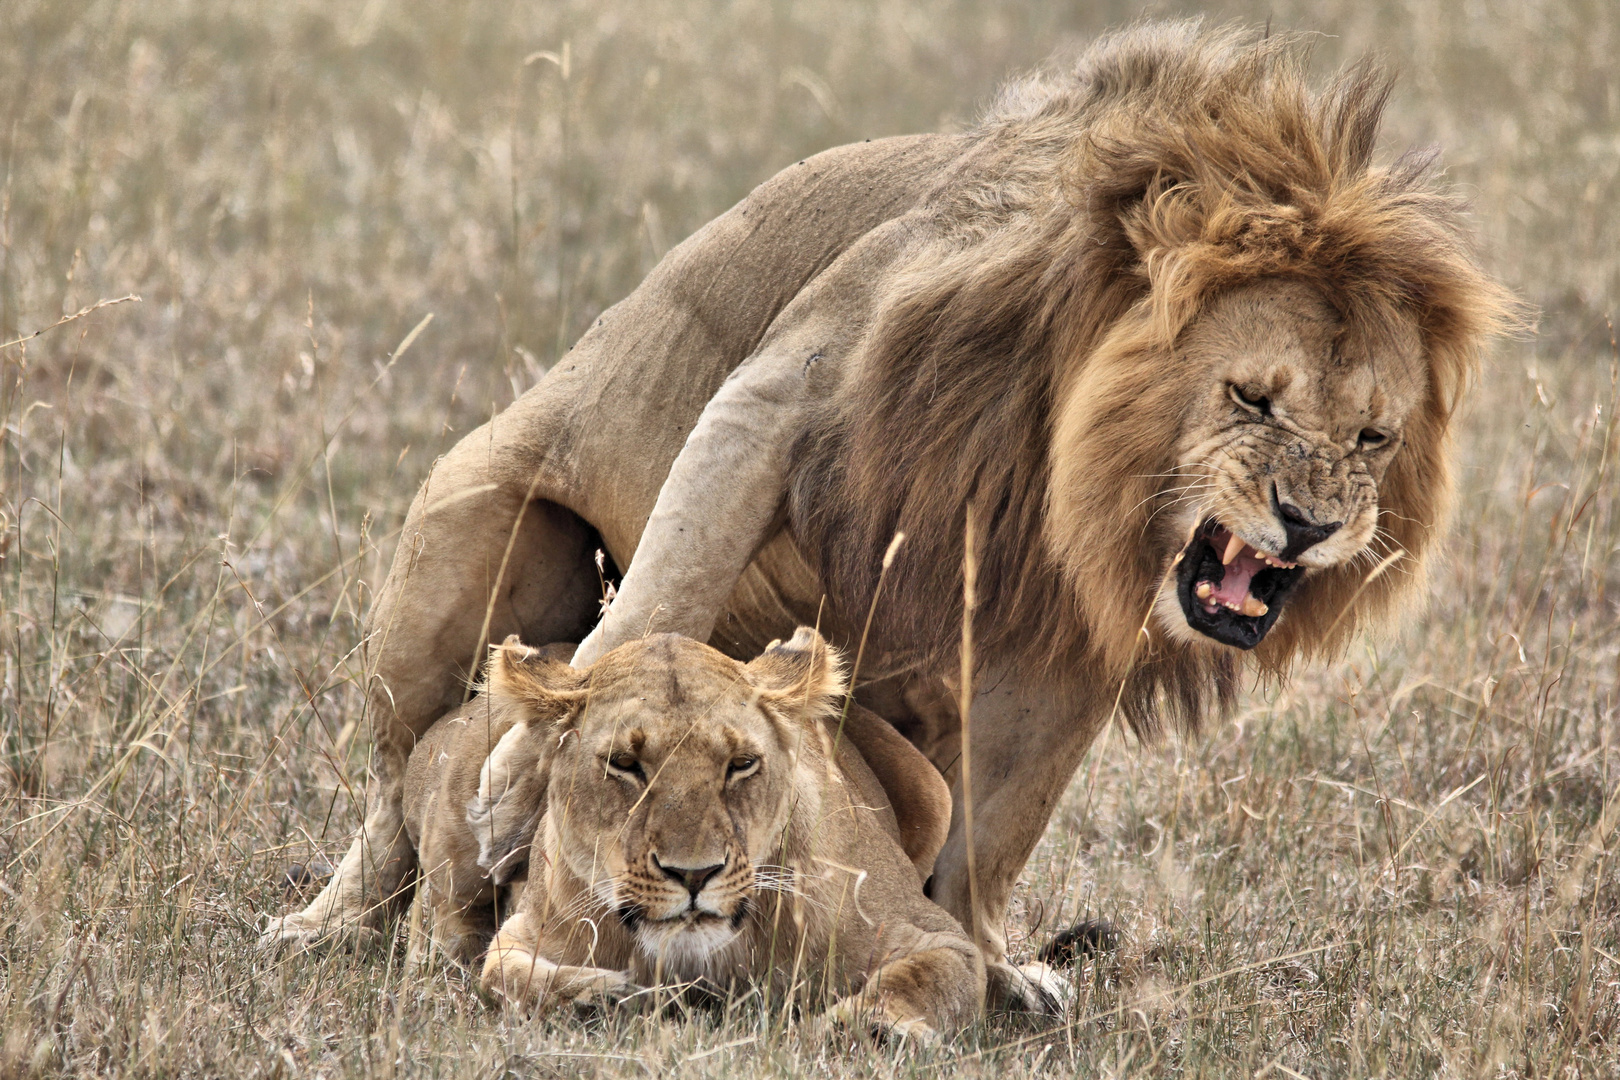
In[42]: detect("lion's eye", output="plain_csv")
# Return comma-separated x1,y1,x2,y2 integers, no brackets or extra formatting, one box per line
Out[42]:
607,752,643,779
728,756,759,779
1357,428,1389,450
1228,383,1272,416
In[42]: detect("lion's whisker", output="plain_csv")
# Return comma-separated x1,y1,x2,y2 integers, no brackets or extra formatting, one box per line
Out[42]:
1128,483,1215,521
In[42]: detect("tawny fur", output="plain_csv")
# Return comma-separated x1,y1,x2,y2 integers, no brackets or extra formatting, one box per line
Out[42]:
397,643,580,963
476,630,982,1038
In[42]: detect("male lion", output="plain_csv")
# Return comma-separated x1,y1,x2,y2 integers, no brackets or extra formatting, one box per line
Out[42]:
457,628,982,1039
266,23,1514,1009
401,636,953,970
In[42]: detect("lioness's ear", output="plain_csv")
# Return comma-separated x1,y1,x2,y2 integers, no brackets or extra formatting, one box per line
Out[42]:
488,635,589,724
744,627,847,721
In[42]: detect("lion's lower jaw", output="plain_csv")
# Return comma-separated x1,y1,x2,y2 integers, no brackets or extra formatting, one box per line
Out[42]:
1152,584,1227,651
632,919,743,981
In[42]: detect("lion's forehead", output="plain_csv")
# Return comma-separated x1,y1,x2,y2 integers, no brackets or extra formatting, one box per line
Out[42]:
1192,280,1427,434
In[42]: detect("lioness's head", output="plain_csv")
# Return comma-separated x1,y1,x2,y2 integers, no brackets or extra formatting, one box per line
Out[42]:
488,628,844,977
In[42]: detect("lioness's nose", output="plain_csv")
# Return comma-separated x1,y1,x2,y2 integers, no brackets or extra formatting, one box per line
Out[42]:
654,855,725,898
1277,501,1341,560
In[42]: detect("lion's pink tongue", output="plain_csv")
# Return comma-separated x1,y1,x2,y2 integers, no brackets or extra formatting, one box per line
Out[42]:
1212,550,1266,608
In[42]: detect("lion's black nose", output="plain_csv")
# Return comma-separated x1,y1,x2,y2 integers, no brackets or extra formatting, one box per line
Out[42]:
654,856,725,898
1276,501,1341,561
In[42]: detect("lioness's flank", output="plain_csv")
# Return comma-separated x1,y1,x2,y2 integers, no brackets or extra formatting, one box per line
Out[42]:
466,628,983,1039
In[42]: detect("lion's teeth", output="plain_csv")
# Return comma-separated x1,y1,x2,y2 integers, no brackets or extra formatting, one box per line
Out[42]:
1195,581,1214,600
1221,534,1245,565
1241,597,1269,617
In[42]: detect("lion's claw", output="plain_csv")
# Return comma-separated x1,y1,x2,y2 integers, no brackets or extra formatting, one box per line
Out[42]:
260,913,385,955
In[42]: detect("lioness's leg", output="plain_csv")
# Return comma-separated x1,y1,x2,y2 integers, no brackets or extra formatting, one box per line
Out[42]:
263,448,602,948
928,674,1106,1012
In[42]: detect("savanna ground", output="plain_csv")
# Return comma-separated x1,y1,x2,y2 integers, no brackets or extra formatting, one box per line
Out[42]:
2,0,1618,1076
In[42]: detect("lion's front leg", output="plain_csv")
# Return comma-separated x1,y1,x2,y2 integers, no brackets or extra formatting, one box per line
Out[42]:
927,674,1107,1014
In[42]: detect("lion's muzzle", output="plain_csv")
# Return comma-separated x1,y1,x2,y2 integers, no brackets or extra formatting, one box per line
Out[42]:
616,850,752,938
654,855,726,901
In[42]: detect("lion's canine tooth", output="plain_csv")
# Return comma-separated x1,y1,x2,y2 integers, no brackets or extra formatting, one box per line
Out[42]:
1221,533,1245,565
1195,581,1214,600
1241,597,1269,617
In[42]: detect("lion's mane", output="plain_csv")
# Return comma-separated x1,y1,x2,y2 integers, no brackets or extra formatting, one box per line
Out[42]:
789,21,1519,736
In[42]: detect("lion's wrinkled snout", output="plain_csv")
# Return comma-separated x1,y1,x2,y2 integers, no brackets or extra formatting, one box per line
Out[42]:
1275,499,1343,562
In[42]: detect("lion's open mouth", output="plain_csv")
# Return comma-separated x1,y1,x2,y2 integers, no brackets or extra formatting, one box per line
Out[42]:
1175,520,1304,649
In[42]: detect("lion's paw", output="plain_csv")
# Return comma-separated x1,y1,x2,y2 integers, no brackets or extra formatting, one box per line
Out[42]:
259,912,384,954
986,959,1072,1016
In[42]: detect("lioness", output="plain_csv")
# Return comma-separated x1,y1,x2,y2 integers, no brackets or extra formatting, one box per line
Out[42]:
402,635,954,973
434,628,981,1038
267,23,1514,1009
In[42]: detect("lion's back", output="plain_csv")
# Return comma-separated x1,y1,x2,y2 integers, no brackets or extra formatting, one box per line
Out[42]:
497,132,971,560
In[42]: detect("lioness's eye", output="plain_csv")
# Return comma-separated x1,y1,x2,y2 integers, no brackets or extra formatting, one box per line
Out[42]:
607,752,642,778
728,756,759,779
1228,383,1272,416
1358,428,1388,450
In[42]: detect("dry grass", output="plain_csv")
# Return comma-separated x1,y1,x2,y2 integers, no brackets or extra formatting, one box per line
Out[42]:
3,0,1619,1076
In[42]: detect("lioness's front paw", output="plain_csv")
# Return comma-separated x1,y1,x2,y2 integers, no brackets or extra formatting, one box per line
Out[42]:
558,967,640,1013
481,954,641,1014
985,959,1072,1016
822,994,941,1045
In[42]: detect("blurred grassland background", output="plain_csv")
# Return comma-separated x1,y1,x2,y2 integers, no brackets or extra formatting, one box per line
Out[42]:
2,0,1619,1076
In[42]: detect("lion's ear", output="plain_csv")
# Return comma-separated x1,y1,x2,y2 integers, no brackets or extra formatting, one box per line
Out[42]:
488,636,589,725
744,627,847,722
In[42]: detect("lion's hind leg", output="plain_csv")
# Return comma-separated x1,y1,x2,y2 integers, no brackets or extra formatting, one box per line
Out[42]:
260,433,605,952
262,798,413,952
